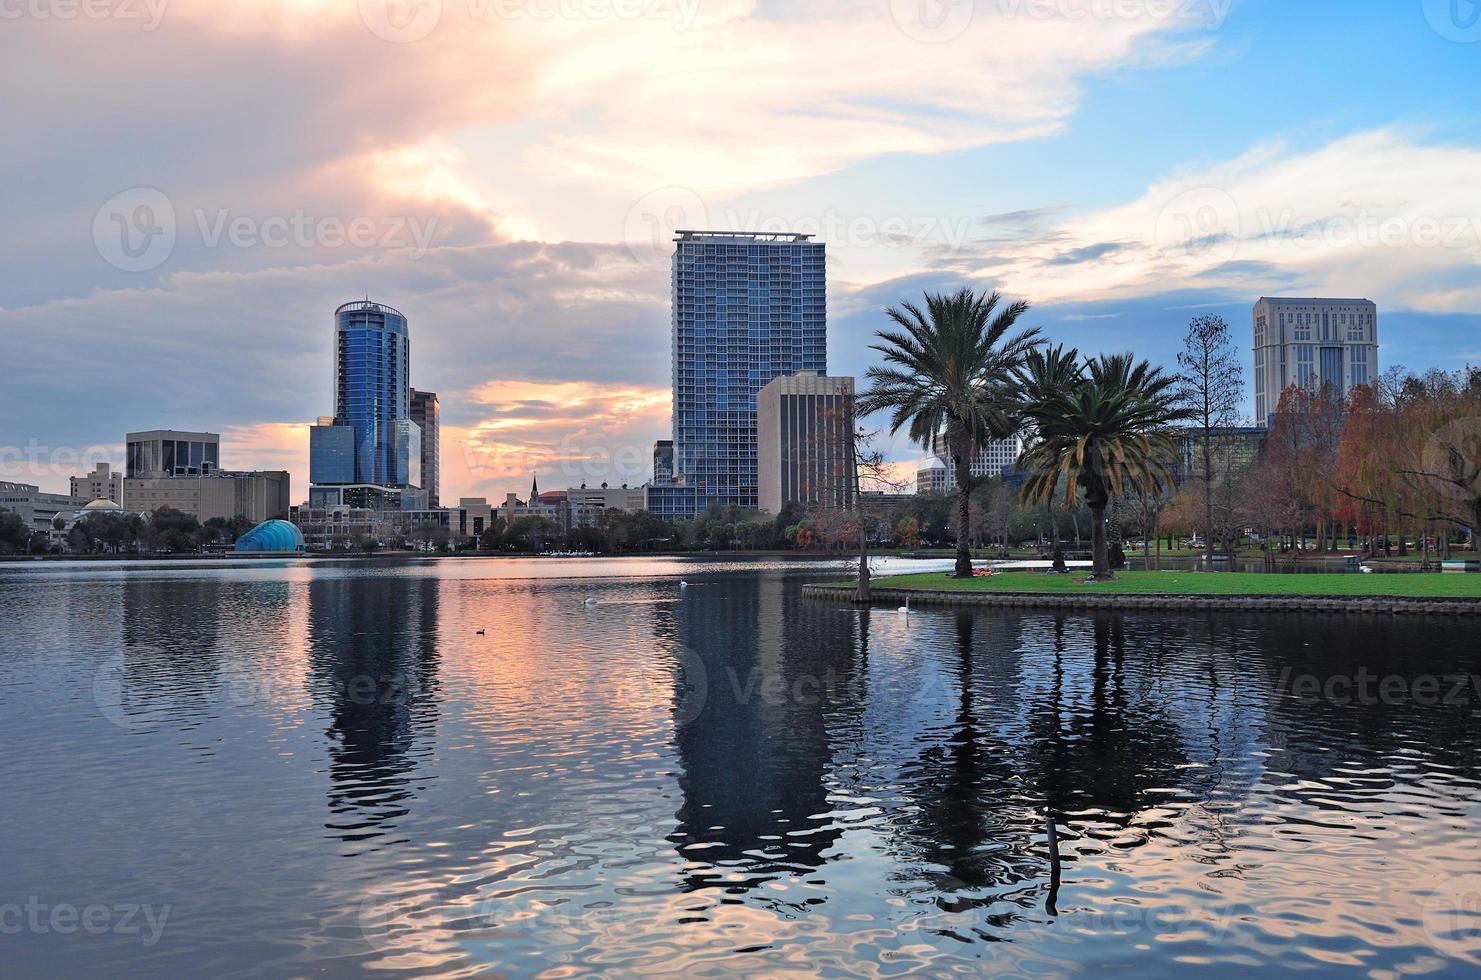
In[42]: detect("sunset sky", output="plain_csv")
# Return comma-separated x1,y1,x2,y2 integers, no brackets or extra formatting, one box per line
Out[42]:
5,0,1481,499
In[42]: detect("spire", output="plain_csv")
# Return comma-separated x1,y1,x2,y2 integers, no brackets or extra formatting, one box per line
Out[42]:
529,473,540,506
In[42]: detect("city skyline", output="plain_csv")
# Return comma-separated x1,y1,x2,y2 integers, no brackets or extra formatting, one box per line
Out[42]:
6,2,1481,501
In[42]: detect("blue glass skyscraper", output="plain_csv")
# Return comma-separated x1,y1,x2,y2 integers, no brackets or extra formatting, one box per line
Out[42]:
648,231,826,518
333,300,411,485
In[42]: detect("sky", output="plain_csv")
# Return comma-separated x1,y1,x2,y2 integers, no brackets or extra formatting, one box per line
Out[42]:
4,0,1480,499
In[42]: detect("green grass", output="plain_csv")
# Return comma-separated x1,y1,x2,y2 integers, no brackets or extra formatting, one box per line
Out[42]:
835,570,1481,598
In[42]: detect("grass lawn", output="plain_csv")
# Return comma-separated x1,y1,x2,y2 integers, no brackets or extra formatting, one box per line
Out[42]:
842,570,1481,598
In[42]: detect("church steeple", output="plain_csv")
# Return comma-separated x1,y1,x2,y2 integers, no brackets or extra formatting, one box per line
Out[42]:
529,473,540,507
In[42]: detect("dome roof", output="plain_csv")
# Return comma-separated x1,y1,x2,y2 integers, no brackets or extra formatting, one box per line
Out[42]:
234,519,306,554
83,498,122,510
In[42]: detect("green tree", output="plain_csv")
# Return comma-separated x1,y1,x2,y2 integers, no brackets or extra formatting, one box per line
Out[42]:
1019,353,1188,581
860,288,1040,577
0,507,28,555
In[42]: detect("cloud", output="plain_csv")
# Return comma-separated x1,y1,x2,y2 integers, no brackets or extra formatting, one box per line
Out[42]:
931,128,1481,313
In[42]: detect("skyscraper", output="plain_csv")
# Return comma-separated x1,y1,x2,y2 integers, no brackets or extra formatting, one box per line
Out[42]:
409,389,440,508
310,300,423,509
648,231,827,518
1253,297,1379,425
756,372,855,515
333,300,415,484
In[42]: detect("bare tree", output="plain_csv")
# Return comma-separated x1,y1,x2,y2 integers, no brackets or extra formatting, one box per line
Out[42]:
1177,315,1244,567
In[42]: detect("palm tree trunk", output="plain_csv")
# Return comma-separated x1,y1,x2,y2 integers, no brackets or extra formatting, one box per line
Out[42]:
1090,497,1111,581
950,426,973,578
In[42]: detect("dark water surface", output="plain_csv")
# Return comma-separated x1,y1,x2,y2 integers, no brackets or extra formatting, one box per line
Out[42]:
4,557,1480,978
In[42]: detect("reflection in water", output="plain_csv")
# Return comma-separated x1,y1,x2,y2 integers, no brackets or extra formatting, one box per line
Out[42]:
2,559,1480,976
307,575,441,852
667,572,863,896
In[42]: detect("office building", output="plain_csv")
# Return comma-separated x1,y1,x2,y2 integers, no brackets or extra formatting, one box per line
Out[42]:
915,434,1026,493
334,300,413,484
123,470,291,524
410,388,440,508
568,483,647,526
309,301,424,507
0,481,84,533
1253,297,1379,426
126,430,220,478
70,463,122,503
1173,426,1269,485
756,372,855,515
652,440,674,486
647,230,827,518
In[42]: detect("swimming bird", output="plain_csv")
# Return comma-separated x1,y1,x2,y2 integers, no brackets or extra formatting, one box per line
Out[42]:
680,580,690,589
897,598,910,616
476,629,486,635
585,597,600,607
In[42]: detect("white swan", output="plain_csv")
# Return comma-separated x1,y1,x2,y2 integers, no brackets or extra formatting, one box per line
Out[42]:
584,597,600,607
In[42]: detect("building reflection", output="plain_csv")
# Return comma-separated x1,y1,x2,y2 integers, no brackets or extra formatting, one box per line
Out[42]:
306,573,441,853
666,570,865,895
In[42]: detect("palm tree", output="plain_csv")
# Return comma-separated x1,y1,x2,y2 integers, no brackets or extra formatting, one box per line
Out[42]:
860,288,1040,578
1015,344,1084,573
1018,353,1187,581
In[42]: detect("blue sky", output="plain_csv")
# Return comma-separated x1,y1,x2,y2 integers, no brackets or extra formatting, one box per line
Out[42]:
3,0,1479,496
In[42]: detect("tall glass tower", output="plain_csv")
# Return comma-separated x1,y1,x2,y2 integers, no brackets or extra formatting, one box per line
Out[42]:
649,231,826,517
334,300,412,486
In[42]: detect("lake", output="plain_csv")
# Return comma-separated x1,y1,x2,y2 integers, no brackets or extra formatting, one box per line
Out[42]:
3,556,1480,977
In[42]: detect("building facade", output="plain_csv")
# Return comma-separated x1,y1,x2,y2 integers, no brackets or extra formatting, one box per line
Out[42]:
126,430,220,478
648,231,827,518
310,300,423,507
915,434,1026,493
568,484,647,527
1253,297,1379,425
0,482,83,533
410,388,440,508
123,471,291,524
332,300,418,485
70,463,122,503
756,372,855,515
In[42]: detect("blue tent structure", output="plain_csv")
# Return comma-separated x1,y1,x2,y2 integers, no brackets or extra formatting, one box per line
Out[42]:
234,520,306,554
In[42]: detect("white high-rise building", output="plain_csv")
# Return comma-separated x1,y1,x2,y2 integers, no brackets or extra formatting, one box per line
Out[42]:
1253,297,1379,426
915,433,1025,493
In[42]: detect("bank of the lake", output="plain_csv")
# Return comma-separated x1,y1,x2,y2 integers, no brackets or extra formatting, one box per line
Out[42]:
808,569,1481,614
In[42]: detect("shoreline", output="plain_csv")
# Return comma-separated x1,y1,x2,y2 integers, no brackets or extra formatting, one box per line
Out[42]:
803,584,1481,616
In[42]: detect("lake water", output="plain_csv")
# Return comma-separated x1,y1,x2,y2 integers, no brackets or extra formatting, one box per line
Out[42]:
4,556,1480,978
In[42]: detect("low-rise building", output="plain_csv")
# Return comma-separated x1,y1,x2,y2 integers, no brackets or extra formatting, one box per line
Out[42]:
70,463,122,503
0,481,85,533
568,483,646,527
123,471,291,524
